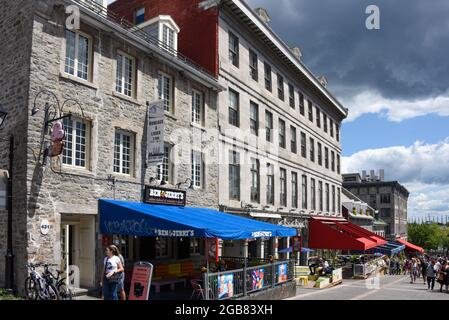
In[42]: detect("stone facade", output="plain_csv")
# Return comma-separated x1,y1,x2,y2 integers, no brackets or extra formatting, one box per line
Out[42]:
0,0,221,293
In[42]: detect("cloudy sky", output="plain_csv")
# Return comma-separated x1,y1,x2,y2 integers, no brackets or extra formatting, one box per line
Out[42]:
245,0,449,220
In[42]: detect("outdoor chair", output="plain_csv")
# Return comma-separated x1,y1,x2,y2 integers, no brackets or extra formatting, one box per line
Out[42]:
190,279,205,300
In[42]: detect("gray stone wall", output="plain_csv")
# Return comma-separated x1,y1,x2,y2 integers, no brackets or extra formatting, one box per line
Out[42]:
1,0,219,292
0,0,36,289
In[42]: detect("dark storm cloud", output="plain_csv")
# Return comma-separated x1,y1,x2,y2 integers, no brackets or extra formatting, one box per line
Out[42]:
246,0,449,101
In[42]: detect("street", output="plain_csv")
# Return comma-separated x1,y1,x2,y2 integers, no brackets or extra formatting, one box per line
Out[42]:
288,275,449,300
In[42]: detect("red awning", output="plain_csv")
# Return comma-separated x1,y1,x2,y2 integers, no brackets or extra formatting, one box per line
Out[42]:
396,239,425,253
308,217,386,251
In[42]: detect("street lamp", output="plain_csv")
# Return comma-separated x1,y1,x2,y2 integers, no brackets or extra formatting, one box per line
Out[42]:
0,105,14,294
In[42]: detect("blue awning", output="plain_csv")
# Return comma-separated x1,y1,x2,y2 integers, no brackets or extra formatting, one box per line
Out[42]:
278,246,314,254
99,199,297,240
367,241,406,255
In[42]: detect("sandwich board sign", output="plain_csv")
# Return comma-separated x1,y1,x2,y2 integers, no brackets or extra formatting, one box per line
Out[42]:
146,100,165,167
129,261,153,300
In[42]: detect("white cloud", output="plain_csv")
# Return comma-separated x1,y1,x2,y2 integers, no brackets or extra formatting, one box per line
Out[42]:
343,139,449,218
340,89,449,122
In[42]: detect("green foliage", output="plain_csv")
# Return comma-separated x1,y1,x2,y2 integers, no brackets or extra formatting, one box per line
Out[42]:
408,223,449,250
0,289,23,300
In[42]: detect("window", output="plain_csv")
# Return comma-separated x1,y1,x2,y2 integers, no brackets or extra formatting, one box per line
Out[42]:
280,168,287,207
116,53,135,97
191,89,203,125
279,119,286,148
266,163,274,205
330,119,334,137
134,7,145,25
155,238,169,258
158,72,172,112
265,111,273,142
264,62,272,91
369,194,377,207
228,89,239,127
380,194,391,204
228,32,239,67
332,185,336,213
336,125,340,142
317,143,322,166
157,143,172,183
229,150,240,200
249,49,258,81
299,93,305,116
301,132,306,158
290,126,297,154
65,29,91,81
250,158,260,203
324,147,329,169
311,178,316,211
291,172,298,209
325,183,330,212
323,114,328,133
308,100,313,122
318,181,323,211
191,150,203,188
331,151,335,172
250,102,259,136
162,25,175,51
277,74,284,101
310,138,315,162
288,84,295,108
63,117,90,169
380,208,391,218
114,130,134,175
337,155,340,174
190,238,200,255
316,108,321,128
302,175,307,209
337,188,341,214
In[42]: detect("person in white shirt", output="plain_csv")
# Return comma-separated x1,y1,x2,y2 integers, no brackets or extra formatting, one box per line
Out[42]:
100,245,124,300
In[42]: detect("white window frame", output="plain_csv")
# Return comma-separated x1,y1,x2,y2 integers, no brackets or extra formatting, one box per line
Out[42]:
157,71,173,113
62,116,91,170
157,143,172,183
113,130,135,176
191,150,203,188
191,89,204,125
115,51,136,98
64,29,93,82
161,23,176,52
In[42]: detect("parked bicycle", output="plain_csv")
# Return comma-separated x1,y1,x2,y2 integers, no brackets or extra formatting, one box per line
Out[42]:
47,265,73,300
25,263,59,300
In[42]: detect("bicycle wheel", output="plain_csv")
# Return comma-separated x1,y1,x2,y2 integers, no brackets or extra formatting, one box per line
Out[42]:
58,283,73,300
24,277,39,300
47,284,60,300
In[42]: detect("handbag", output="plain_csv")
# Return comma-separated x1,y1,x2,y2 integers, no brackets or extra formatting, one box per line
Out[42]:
105,258,121,284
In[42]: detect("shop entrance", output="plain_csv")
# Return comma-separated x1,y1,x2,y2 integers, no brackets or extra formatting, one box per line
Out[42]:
61,215,96,289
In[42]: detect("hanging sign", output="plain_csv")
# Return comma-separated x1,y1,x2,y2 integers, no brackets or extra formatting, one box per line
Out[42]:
129,261,153,300
144,186,186,206
146,100,165,167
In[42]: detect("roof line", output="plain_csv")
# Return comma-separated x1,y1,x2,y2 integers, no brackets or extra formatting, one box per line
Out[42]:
228,0,348,117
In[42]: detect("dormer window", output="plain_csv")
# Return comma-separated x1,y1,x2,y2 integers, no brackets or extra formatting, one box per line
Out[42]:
135,7,145,25
136,15,180,53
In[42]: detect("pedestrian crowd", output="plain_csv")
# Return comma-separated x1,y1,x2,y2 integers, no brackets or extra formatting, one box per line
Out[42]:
385,255,449,293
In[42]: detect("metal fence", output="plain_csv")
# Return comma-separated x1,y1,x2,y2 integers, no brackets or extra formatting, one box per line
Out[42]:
69,0,216,79
203,259,295,300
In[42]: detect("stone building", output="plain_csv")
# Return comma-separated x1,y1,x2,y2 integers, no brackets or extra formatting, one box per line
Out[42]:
342,171,409,240
0,0,223,292
109,0,349,260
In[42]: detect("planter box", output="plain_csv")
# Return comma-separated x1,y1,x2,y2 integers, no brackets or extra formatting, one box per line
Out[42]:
314,277,330,288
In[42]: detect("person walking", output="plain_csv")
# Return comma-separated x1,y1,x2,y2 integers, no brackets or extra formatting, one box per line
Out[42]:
410,258,418,284
100,245,124,300
421,259,428,284
110,244,127,300
426,259,436,290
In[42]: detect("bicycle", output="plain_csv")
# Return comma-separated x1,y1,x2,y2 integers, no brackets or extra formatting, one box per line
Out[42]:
24,263,59,300
48,266,74,300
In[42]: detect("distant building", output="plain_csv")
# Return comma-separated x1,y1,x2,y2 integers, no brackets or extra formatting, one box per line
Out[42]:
342,170,409,240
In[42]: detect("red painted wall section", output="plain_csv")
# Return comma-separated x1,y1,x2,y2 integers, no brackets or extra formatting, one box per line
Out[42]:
109,0,219,77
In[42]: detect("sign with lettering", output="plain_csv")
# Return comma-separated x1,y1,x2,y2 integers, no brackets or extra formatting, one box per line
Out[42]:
129,261,153,300
146,100,165,167
40,219,51,235
144,186,186,206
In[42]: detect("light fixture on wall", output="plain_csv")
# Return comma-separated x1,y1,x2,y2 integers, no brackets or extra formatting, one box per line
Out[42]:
176,178,194,190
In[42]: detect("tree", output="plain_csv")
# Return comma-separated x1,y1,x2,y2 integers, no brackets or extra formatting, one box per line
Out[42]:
408,223,444,250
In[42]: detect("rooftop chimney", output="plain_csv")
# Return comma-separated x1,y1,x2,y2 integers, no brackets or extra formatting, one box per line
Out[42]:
291,47,303,60
317,75,328,88
255,7,271,24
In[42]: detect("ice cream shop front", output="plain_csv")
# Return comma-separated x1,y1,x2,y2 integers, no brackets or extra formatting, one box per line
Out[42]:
98,186,297,300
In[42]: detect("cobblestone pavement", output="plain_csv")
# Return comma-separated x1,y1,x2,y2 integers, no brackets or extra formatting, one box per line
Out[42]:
288,275,449,300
